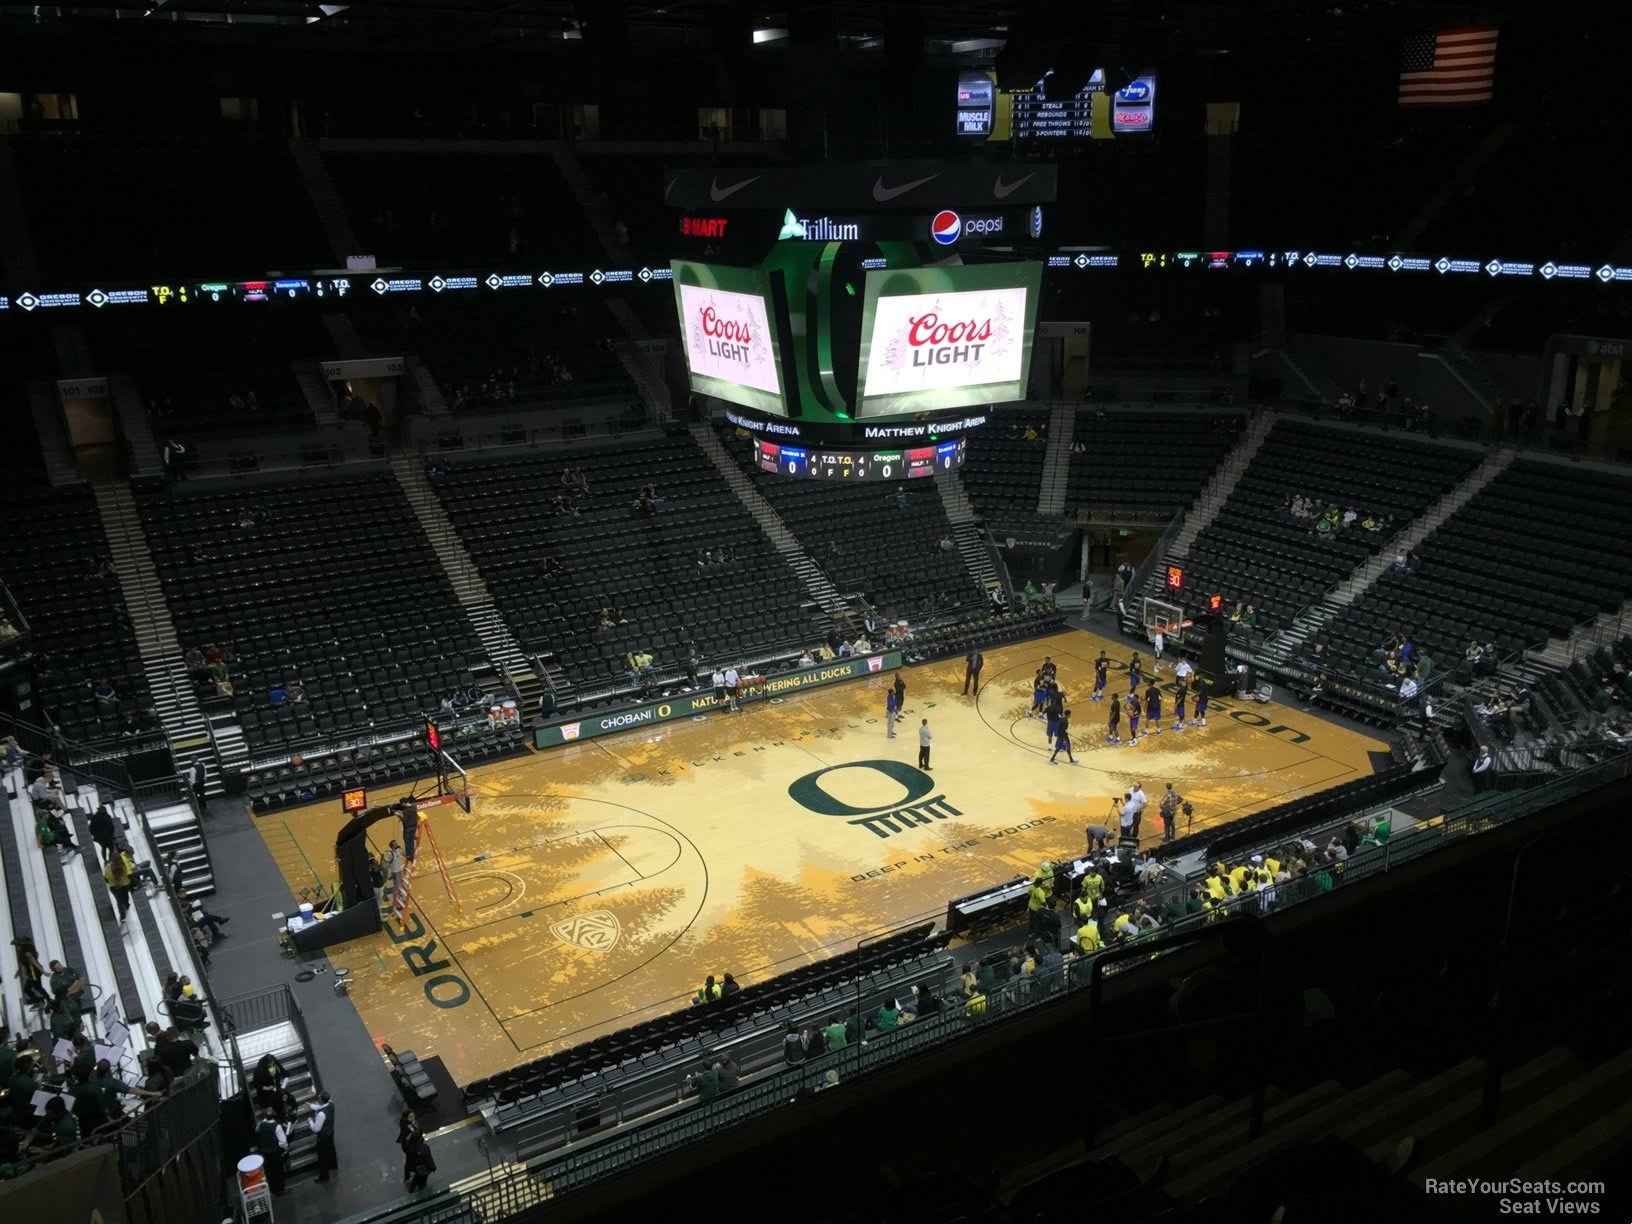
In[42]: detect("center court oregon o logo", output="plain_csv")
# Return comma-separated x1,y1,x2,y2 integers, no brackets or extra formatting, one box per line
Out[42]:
786,760,963,840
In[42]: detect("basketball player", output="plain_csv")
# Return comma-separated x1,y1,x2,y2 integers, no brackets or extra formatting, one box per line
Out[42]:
1144,681,1163,736
1106,692,1121,744
711,666,727,709
1175,656,1193,689
1126,692,1141,744
723,663,741,712
1172,680,1187,731
1150,627,1164,674
1092,651,1108,702
1127,653,1143,695
885,688,898,739
1049,709,1076,764
1192,675,1209,727
1028,667,1048,719
1040,656,1057,685
1044,683,1065,745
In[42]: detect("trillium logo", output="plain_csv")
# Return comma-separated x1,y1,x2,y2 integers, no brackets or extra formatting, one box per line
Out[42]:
559,723,582,741
778,209,859,241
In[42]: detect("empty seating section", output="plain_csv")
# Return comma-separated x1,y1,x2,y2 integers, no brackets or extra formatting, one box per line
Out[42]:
1416,123,1629,255
1068,409,1243,516
0,482,153,743
85,308,330,436
1230,127,1470,249
431,437,819,692
961,410,1049,513
1317,460,1632,675
136,472,486,756
13,135,332,282
724,432,983,617
1048,274,1254,378
581,156,676,258
350,295,632,414
1055,140,1203,245
1179,423,1481,630
326,151,597,264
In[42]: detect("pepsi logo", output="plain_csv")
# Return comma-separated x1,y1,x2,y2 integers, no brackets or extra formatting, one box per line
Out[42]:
931,210,961,246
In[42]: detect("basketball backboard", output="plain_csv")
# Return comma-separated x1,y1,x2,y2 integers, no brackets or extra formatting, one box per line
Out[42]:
1142,596,1188,643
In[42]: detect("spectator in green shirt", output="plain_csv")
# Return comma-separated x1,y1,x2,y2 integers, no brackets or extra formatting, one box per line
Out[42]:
693,1062,720,1101
48,1000,80,1042
875,1000,901,1032
30,1097,77,1152
1588,685,1613,736
822,1016,847,1050
8,1056,38,1120
67,1069,109,1133
88,1060,152,1120
47,961,86,1019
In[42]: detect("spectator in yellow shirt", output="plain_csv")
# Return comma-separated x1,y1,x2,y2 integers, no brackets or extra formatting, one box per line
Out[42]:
1075,918,1103,951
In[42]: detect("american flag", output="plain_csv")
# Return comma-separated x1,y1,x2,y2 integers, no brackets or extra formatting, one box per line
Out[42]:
1399,27,1499,107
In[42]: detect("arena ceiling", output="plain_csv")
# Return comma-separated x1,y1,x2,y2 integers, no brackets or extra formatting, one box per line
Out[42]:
0,0,1588,60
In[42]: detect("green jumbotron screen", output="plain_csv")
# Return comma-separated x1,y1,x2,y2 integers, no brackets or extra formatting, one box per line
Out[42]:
672,246,1042,435
671,259,788,417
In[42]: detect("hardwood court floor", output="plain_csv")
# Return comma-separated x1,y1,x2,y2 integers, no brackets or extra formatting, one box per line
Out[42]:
255,626,1387,1086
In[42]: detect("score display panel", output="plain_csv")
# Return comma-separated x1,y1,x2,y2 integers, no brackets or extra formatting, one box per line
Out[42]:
756,438,965,481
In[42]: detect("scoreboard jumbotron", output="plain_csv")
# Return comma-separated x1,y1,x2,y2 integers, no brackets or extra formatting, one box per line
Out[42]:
756,438,965,481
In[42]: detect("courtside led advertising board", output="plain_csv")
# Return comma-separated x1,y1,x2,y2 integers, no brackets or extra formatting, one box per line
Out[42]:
670,260,788,416
855,262,1042,417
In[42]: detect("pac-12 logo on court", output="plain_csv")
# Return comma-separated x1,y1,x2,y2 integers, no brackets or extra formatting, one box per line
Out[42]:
550,910,621,951
787,760,962,841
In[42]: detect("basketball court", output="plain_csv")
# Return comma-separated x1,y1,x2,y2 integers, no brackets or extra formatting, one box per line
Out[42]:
253,625,1388,1085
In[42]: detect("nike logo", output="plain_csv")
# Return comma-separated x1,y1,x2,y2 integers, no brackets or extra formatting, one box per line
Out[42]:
709,175,761,202
872,173,939,202
992,172,1034,199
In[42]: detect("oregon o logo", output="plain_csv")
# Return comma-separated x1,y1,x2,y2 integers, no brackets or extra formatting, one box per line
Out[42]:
788,759,934,816
787,759,960,840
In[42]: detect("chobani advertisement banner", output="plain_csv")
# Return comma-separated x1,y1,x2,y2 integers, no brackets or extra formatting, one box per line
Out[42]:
535,652,904,749
856,262,1042,417
671,259,787,416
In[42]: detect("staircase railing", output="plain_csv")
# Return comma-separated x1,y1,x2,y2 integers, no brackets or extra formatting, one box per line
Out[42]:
216,982,322,1098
